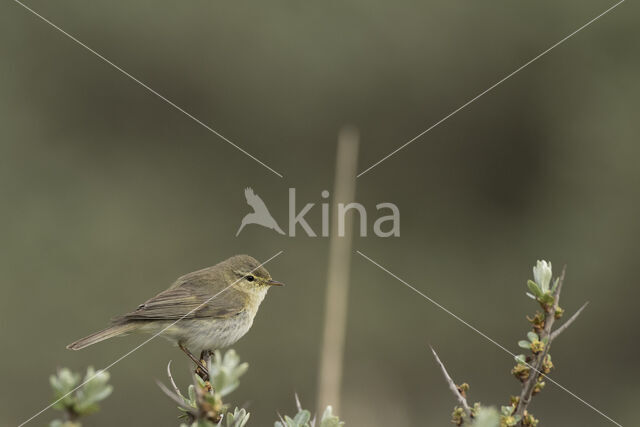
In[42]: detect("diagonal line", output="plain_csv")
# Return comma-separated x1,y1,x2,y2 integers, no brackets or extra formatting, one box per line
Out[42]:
18,250,284,427
357,0,625,178
356,250,623,427
13,0,283,178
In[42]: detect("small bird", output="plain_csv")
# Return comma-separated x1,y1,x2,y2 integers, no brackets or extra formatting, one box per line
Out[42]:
67,255,283,375
236,187,285,236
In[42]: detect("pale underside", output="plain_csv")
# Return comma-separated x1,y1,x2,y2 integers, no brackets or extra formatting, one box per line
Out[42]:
137,311,257,354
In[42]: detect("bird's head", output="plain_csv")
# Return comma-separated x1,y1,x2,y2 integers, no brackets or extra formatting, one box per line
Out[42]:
224,254,284,293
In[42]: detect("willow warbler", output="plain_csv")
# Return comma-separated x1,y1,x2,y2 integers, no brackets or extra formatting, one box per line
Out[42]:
67,255,282,369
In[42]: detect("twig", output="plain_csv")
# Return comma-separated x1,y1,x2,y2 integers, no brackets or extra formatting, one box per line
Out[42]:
295,392,303,412
554,265,567,300
430,346,472,418
550,302,589,341
515,265,566,420
166,361,185,401
156,380,195,413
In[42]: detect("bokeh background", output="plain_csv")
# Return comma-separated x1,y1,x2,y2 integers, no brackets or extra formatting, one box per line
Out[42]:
2,0,638,425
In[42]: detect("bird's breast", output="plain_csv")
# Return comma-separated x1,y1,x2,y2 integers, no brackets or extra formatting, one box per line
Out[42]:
177,311,256,353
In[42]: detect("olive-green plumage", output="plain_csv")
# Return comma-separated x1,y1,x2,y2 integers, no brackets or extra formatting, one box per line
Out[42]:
66,255,282,354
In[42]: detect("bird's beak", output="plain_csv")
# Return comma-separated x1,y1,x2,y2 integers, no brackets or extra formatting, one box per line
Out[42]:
267,279,284,287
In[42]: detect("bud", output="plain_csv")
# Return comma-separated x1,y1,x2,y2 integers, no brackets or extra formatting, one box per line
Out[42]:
532,260,553,293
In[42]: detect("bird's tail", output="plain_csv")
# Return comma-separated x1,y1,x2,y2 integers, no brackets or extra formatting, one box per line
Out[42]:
66,323,138,350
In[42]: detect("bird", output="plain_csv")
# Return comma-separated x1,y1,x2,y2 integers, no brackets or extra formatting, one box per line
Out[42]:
67,255,283,376
236,187,285,236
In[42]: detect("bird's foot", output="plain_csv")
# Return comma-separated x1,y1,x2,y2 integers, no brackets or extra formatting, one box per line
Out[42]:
179,343,210,381
195,364,209,382
197,350,214,385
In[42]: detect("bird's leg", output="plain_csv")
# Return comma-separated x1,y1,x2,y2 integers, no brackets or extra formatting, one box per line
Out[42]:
199,350,213,368
178,342,209,379
199,350,214,392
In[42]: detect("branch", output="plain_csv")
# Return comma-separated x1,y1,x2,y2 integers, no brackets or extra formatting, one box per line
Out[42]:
156,380,195,413
166,361,184,400
554,265,567,300
430,346,471,418
550,302,589,342
515,264,566,420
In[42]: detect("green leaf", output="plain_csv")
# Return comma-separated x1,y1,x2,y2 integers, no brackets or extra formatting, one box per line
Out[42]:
188,384,196,404
50,368,81,409
518,340,531,350
527,331,538,342
319,406,344,427
527,280,543,298
539,293,555,306
49,366,113,422
209,350,249,398
195,375,206,388
293,409,311,425
226,407,250,427
472,407,500,427
514,354,526,364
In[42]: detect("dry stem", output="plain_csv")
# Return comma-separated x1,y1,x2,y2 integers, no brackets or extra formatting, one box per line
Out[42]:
430,346,472,418
316,127,359,414
550,302,589,342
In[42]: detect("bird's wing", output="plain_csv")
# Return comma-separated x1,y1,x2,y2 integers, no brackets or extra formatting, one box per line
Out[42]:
244,187,271,216
117,280,245,322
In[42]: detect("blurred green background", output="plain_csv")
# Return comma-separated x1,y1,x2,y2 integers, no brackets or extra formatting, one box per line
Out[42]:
2,0,638,425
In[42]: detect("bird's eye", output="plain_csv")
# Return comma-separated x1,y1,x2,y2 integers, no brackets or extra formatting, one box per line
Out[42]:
245,275,255,282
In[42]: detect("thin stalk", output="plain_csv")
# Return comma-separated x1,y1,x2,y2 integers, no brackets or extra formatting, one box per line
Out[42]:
316,126,359,415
